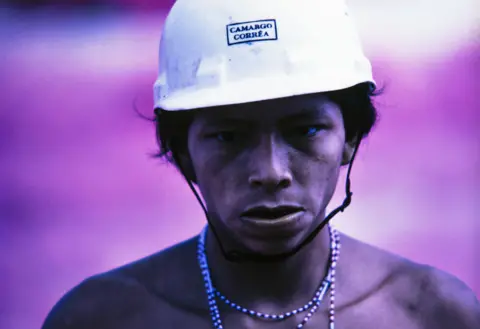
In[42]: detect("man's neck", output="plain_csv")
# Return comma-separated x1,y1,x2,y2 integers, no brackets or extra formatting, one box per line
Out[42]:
204,223,332,311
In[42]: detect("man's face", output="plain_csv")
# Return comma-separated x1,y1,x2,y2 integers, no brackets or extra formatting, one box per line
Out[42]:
186,94,353,254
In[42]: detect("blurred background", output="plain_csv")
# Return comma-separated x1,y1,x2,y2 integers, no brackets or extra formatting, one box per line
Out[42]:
0,0,479,328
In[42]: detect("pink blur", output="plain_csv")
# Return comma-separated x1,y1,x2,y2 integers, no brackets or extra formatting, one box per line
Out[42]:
0,3,478,329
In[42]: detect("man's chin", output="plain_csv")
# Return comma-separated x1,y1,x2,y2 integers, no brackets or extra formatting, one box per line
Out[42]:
219,213,316,255
238,231,307,256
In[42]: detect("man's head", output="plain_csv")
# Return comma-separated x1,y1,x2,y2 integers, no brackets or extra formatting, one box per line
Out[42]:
155,83,378,254
153,0,378,257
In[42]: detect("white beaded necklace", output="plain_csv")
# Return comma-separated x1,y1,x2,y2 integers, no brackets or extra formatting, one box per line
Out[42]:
197,225,340,328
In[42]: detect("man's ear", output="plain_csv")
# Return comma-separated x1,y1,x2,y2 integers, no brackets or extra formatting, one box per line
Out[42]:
341,136,359,166
175,151,198,183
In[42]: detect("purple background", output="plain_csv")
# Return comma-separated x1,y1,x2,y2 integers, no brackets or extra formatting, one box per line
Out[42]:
1,1,479,328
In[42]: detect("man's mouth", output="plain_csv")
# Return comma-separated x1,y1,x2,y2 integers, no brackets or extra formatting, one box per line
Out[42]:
241,205,304,220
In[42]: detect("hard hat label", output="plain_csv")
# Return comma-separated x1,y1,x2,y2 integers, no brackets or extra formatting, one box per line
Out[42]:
226,19,278,46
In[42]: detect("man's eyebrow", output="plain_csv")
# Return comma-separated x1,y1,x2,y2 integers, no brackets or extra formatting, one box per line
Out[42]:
198,117,253,127
280,108,329,122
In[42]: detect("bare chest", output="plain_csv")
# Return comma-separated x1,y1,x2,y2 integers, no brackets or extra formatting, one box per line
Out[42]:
147,298,424,329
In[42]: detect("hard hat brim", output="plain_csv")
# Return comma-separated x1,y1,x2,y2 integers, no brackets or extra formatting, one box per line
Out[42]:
155,72,376,111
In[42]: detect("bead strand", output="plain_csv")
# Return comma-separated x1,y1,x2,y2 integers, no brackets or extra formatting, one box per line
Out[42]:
197,224,340,328
328,229,340,329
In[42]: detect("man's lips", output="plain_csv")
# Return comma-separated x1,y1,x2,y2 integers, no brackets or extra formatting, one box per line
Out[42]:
241,205,305,220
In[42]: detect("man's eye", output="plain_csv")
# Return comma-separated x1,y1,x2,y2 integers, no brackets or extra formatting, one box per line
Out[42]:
304,126,321,137
291,125,326,137
207,131,236,142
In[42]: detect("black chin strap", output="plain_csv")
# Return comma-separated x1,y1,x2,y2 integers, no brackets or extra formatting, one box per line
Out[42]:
174,139,361,264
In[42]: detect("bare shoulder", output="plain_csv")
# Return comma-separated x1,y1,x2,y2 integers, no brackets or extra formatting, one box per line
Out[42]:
42,237,205,329
41,272,163,329
414,265,480,329
340,234,480,329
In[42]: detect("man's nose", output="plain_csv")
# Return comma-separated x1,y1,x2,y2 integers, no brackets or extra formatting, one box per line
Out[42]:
247,135,292,192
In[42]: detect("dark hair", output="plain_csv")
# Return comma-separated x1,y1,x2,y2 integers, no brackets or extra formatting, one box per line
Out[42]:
154,82,381,167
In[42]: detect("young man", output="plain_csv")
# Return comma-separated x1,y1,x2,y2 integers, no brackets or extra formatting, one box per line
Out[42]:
42,0,480,328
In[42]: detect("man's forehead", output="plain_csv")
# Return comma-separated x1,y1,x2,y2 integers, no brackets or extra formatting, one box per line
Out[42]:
196,95,336,123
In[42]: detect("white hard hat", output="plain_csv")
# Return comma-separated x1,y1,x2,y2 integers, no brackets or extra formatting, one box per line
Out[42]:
154,0,375,111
